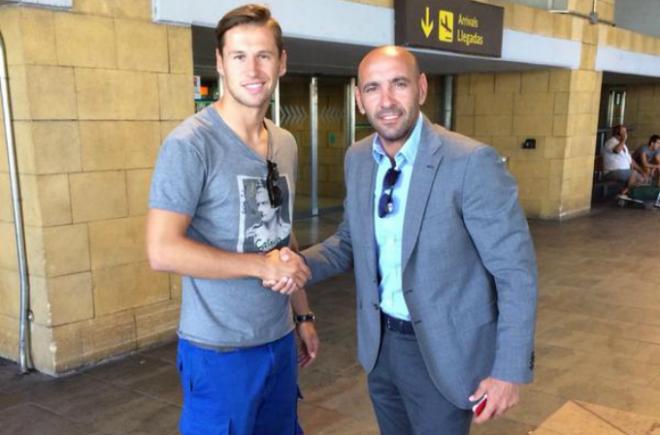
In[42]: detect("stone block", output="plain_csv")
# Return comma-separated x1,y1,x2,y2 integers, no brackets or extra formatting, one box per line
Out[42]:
510,4,535,33
12,121,36,174
599,2,614,22
545,137,568,159
495,72,520,94
631,32,644,53
19,174,72,227
127,169,152,216
469,73,494,95
113,0,153,19
553,115,569,136
0,269,19,317
134,299,179,347
475,93,513,116
41,224,91,278
0,313,18,361
74,0,152,19
30,273,94,327
617,29,632,51
580,44,597,70
554,93,570,115
116,19,168,73
513,114,553,136
25,65,77,120
76,69,159,120
514,93,554,116
490,136,518,156
552,14,573,40
7,66,30,120
0,8,24,66
454,115,474,136
70,171,128,223
454,75,470,96
0,175,13,223
643,36,655,55
48,311,137,374
24,122,81,175
160,121,181,141
568,92,598,115
570,16,584,41
167,25,193,74
55,13,116,68
0,222,18,271
566,113,597,137
581,21,597,45
521,71,549,93
533,8,553,37
89,216,146,269
20,8,59,65
80,121,161,171
475,115,513,137
158,74,195,120
93,261,169,316
454,95,474,116
549,69,572,93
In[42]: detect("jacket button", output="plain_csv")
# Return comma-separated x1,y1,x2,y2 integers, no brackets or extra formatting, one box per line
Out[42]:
404,289,413,294
372,303,379,310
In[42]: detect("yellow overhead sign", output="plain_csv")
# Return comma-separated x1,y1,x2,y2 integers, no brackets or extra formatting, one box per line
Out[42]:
395,0,504,58
439,10,454,43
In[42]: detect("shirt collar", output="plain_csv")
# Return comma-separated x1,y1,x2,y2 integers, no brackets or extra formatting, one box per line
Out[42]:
372,113,423,168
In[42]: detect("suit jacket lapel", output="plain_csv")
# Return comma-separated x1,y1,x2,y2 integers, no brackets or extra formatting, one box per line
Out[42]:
401,119,444,271
358,150,378,278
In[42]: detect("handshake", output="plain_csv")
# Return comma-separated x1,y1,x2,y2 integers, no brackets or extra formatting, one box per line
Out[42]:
261,247,311,295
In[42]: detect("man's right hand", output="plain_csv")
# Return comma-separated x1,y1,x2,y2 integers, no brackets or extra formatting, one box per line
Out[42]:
261,249,311,294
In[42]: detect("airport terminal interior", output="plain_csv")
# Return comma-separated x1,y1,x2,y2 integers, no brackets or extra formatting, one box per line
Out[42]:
2,0,660,433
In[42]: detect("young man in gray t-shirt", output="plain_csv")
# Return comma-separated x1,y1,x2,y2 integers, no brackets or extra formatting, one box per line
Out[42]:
147,5,317,434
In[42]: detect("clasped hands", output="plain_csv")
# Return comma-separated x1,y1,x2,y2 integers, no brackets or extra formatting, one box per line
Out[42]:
262,247,310,294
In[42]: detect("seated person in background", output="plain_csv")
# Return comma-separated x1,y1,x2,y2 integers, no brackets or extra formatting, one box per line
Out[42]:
602,125,649,197
634,134,660,186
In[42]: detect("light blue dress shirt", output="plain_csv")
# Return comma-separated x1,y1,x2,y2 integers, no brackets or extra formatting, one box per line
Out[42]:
372,114,423,321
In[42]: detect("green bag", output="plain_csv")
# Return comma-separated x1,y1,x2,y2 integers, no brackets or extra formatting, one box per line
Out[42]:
629,185,660,201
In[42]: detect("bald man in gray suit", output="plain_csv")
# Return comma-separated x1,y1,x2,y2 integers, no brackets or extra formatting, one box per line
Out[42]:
273,46,537,435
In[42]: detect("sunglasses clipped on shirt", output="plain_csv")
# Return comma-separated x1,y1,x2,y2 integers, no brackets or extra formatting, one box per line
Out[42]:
378,165,401,218
266,160,283,208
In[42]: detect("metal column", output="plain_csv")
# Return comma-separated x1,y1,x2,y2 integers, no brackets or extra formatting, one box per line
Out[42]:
309,77,319,216
0,32,33,373
344,78,356,146
442,75,454,130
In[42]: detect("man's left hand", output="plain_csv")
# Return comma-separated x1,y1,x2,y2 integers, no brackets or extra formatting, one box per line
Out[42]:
296,322,319,368
469,377,520,424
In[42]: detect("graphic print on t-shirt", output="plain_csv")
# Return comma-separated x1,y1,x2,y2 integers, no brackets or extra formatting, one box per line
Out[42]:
237,175,291,253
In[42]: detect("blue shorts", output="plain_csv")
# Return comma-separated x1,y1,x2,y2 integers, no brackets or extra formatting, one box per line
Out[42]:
177,332,304,435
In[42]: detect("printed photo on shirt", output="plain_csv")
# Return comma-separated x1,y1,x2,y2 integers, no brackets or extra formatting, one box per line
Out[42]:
237,175,291,253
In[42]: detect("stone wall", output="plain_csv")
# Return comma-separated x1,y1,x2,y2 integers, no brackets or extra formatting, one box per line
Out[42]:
0,1,192,374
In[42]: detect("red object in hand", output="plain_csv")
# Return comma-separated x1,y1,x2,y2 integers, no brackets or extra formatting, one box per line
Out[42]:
472,394,488,416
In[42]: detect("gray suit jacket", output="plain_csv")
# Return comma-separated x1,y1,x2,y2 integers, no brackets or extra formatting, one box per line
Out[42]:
302,116,537,409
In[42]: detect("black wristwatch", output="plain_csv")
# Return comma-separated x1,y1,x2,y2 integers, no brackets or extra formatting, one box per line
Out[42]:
294,312,316,324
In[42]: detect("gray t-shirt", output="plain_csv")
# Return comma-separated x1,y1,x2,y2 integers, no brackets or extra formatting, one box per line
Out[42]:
149,106,298,348
636,144,659,165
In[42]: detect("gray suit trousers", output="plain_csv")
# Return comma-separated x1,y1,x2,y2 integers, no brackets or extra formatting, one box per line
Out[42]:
367,328,472,435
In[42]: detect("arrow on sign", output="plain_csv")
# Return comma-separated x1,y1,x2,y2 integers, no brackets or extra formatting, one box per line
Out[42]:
420,6,434,38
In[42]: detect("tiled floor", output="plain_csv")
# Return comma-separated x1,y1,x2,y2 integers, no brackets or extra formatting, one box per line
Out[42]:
2,205,660,434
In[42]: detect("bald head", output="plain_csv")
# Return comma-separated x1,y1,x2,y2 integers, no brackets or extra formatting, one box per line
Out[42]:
354,45,428,154
358,46,420,87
